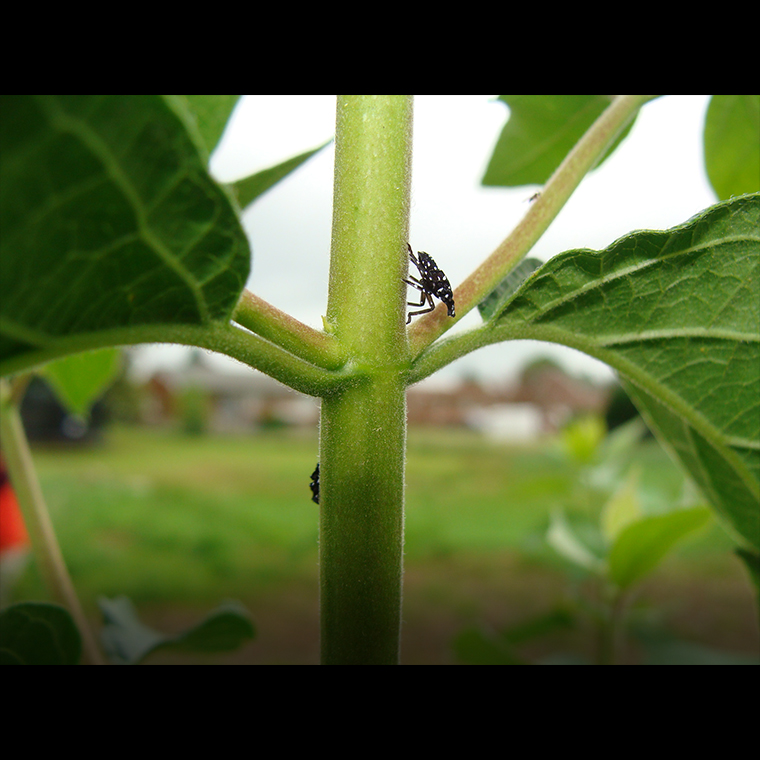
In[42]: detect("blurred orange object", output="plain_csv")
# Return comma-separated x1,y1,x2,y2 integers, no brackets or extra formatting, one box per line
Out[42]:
0,454,29,552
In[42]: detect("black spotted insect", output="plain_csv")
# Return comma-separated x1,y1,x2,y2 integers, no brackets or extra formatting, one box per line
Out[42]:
404,243,456,324
309,463,320,504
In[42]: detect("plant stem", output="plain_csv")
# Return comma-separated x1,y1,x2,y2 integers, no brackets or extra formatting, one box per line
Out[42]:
598,588,628,665
320,375,407,664
0,378,105,664
319,95,412,664
0,321,344,398
232,289,344,370
408,95,656,358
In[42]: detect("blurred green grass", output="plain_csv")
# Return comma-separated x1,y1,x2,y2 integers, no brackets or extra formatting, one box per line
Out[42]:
11,424,757,663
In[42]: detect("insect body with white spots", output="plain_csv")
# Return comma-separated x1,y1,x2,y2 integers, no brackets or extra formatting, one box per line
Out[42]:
404,244,455,324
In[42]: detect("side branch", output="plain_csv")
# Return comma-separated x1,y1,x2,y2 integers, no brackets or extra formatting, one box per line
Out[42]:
0,322,345,398
407,95,656,358
232,289,344,370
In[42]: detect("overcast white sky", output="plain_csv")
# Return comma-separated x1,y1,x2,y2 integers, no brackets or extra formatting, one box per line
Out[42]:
132,95,718,388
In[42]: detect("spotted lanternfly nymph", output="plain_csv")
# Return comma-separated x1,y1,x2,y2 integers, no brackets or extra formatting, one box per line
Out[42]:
310,463,320,504
404,243,456,324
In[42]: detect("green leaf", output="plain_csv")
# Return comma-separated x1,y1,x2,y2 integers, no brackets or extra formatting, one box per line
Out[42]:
40,347,121,417
0,95,250,377
547,510,604,572
560,414,607,465
589,418,649,493
232,140,332,211
97,597,165,664
607,507,712,589
169,603,257,653
453,610,575,664
98,596,255,665
0,602,81,665
482,95,639,187
454,610,574,664
622,379,759,552
704,95,760,201
478,258,543,321
168,95,240,162
491,194,760,550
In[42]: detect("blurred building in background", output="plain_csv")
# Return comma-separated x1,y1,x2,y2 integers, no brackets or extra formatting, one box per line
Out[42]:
142,350,319,434
20,349,616,441
408,359,610,442
135,351,611,440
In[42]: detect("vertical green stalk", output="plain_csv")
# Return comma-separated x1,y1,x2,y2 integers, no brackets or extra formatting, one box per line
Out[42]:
319,95,412,664
597,587,629,665
0,378,104,665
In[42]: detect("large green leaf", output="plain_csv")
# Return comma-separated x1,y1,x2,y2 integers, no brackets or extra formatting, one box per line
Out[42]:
478,258,543,320
482,95,640,187
0,95,250,377
0,602,81,665
169,94,240,161
703,95,760,201
488,194,760,550
546,509,604,572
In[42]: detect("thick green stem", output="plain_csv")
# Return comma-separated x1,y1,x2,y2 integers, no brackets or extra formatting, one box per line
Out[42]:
320,376,406,664
0,378,104,664
319,96,412,664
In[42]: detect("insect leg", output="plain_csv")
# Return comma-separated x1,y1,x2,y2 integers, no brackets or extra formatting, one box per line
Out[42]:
404,275,427,306
407,243,420,272
406,293,436,323
404,274,427,308
407,291,427,308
